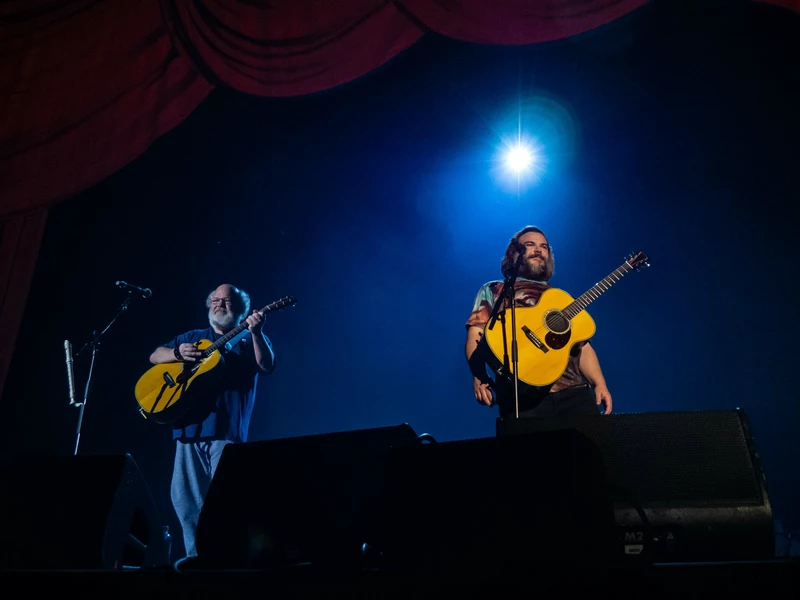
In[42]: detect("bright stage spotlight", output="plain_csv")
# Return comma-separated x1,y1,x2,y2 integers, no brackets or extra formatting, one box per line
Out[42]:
504,143,535,173
491,94,577,192
490,136,546,193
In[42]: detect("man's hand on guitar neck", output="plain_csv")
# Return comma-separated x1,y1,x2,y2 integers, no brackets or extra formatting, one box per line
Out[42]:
244,310,264,334
244,309,276,374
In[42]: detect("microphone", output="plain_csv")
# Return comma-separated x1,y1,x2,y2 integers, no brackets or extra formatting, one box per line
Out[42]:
64,340,80,406
116,281,152,298
512,239,527,255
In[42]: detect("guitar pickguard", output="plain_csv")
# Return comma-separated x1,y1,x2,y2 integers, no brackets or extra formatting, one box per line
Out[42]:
544,329,571,350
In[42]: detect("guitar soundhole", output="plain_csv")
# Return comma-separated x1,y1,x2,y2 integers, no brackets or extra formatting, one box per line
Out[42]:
544,310,569,334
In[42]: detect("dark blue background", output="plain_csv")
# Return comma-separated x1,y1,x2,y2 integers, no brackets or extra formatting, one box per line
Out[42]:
3,0,798,556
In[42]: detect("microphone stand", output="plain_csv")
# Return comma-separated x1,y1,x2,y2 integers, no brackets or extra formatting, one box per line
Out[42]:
70,292,135,456
487,249,526,419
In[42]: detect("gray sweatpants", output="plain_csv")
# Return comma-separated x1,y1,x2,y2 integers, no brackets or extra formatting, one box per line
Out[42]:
170,439,232,558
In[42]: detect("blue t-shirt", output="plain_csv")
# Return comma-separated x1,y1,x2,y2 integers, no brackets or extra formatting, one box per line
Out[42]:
160,327,262,443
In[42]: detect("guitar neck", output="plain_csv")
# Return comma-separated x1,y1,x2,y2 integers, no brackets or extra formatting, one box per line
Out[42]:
562,261,637,320
204,322,249,356
201,296,297,357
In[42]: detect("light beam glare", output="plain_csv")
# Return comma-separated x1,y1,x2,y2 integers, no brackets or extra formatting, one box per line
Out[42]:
505,143,535,173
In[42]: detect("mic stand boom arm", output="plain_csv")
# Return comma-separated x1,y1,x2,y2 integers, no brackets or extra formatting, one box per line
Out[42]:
71,293,134,456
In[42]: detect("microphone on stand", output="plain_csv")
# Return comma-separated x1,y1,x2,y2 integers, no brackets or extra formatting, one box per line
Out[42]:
64,340,80,406
512,239,527,256
116,281,152,299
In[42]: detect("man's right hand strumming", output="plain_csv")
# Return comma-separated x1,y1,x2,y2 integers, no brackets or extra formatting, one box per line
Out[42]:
176,343,202,362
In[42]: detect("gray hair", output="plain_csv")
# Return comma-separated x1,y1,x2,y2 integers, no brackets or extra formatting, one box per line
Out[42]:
206,285,251,323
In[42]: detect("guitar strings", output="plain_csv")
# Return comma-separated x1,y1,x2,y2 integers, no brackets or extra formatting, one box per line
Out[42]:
519,264,632,340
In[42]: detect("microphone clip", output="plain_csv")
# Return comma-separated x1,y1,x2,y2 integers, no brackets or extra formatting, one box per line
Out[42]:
115,280,152,299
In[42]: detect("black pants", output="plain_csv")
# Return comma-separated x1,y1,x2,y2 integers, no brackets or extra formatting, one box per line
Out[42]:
498,383,599,419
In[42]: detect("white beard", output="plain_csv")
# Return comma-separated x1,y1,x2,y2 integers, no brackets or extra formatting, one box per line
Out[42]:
209,310,237,331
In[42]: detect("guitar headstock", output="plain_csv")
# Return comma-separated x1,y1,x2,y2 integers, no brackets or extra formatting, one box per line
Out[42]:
263,296,298,312
625,251,650,271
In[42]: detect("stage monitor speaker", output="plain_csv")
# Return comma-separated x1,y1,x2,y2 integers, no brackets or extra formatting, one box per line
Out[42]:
376,429,617,573
496,408,775,562
195,423,420,570
0,453,168,570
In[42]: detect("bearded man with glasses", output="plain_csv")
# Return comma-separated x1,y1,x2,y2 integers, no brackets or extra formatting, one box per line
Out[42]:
148,283,276,561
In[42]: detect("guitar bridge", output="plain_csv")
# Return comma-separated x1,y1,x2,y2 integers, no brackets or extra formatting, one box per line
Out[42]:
163,371,176,387
522,326,549,354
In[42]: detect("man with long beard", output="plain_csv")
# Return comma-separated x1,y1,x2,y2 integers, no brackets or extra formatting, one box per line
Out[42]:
148,283,276,559
465,226,612,419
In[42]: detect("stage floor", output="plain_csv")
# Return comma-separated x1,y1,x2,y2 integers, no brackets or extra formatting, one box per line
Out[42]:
3,559,799,597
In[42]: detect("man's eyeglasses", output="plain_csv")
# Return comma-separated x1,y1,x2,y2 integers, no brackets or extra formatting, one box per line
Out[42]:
210,297,233,307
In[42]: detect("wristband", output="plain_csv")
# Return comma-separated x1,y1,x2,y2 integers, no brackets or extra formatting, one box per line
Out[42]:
173,345,183,361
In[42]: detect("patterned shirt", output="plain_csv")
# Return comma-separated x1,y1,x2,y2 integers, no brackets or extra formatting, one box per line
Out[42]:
466,278,586,396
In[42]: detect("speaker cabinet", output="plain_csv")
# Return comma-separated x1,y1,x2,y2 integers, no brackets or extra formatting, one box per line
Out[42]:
195,423,420,569
496,408,775,562
0,453,168,570
377,429,617,573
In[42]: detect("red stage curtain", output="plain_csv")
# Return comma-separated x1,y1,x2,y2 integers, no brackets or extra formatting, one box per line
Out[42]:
0,0,796,401
1,0,655,216
0,209,48,405
0,0,212,217
161,0,424,97
399,0,651,44
755,0,800,13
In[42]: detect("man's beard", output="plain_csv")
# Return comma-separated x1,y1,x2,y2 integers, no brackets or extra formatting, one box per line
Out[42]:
521,257,550,281
209,309,237,331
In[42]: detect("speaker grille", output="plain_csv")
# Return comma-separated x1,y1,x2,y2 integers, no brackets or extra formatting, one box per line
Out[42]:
196,423,420,569
498,409,765,508
0,453,167,570
497,408,775,561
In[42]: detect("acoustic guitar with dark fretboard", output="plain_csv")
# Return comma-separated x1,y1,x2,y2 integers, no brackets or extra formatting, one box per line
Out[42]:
483,252,649,388
134,295,296,424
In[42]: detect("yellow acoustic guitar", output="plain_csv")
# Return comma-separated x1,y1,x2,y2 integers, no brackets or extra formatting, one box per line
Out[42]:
484,252,649,388
135,295,297,424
